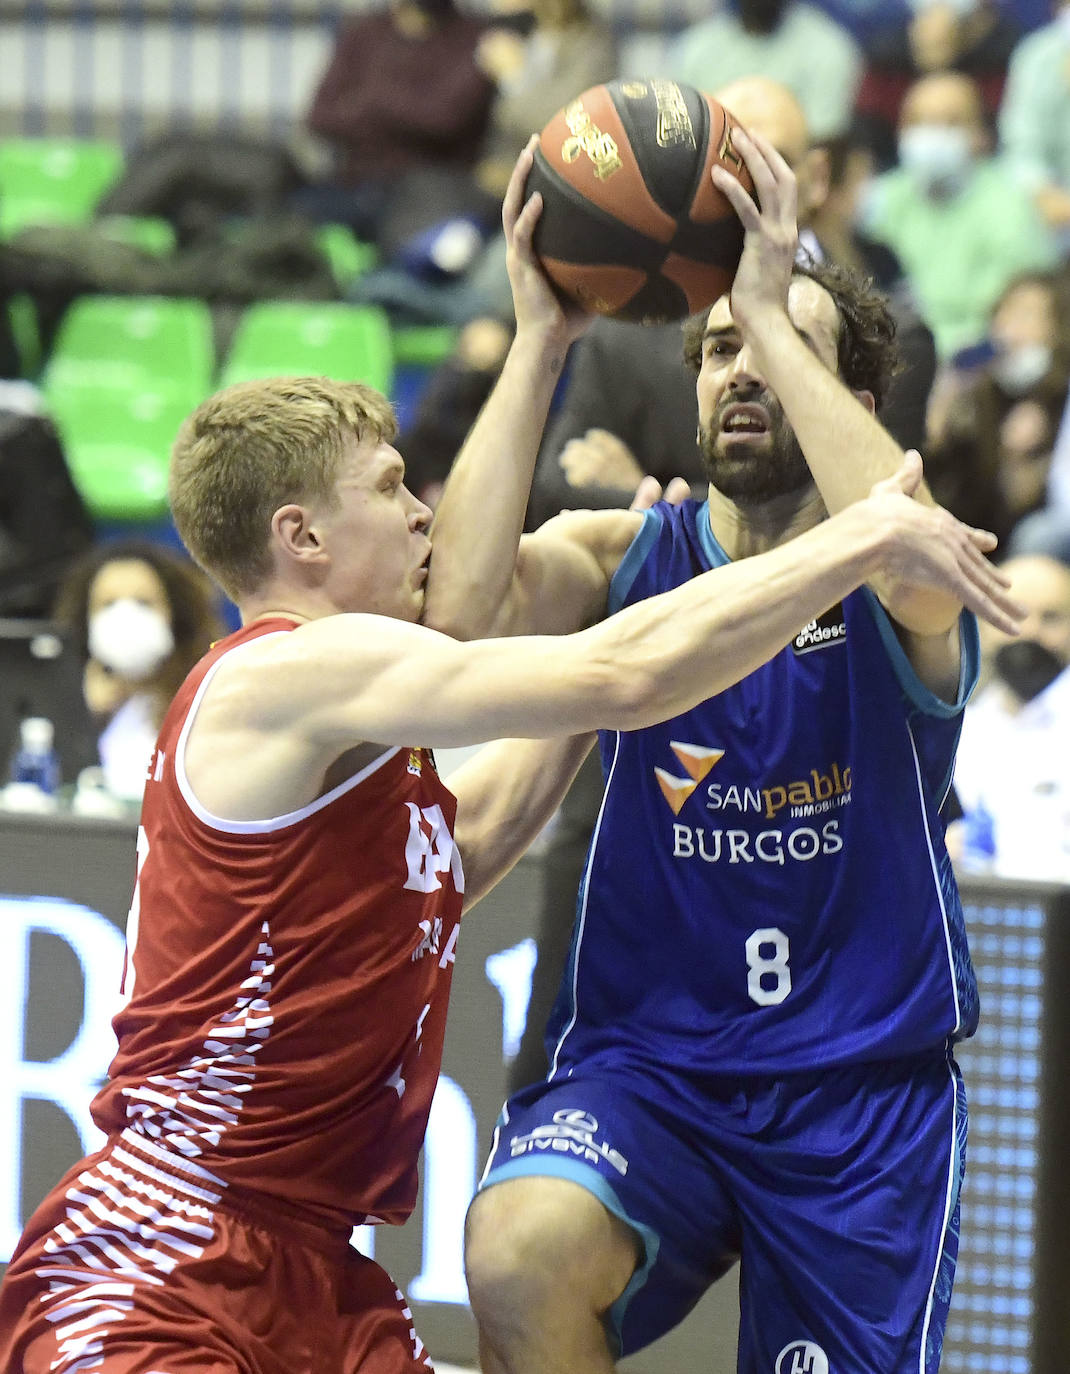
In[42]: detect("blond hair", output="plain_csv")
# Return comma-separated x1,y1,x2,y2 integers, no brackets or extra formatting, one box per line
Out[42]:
169,376,397,601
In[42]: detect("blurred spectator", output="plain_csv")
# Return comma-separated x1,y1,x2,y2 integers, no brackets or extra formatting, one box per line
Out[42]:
529,76,937,525
1027,377,1070,557
855,0,1020,171
53,540,223,803
925,269,1070,544
998,0,1070,241
948,552,1070,880
806,132,903,290
301,0,499,257
400,315,514,507
388,0,618,324
663,0,863,140
474,0,618,200
860,71,1057,358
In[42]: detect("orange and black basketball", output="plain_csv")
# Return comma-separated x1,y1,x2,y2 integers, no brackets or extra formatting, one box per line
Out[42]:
528,78,756,323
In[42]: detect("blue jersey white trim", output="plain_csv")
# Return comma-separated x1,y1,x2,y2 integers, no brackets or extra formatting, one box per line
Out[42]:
546,498,980,1079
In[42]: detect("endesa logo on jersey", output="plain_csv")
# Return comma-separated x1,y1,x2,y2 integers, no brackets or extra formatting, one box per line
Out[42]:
656,742,854,866
791,603,846,656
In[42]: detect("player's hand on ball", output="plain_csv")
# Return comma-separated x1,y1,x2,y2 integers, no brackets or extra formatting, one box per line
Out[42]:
711,126,798,332
503,136,594,345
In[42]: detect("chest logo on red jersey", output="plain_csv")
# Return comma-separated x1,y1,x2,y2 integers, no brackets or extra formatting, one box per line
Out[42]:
403,802,466,894
654,741,724,816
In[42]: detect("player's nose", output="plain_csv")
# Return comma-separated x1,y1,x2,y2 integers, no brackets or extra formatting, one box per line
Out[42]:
727,345,764,389
407,491,433,532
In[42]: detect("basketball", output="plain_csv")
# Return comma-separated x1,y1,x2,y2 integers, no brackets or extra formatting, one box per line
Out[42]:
527,78,756,323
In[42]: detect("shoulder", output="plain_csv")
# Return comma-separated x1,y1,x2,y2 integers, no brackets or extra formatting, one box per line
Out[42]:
793,4,860,49
1008,21,1060,68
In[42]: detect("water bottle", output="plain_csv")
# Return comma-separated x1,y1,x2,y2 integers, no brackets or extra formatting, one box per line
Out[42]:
960,796,997,874
4,716,61,811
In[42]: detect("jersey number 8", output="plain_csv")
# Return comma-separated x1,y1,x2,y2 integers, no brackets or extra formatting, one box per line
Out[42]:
745,927,791,1006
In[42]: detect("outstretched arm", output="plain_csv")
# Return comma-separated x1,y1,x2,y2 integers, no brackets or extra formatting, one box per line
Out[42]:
194,457,1020,816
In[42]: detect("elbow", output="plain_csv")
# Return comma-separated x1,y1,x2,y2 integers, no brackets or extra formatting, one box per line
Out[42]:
596,661,664,732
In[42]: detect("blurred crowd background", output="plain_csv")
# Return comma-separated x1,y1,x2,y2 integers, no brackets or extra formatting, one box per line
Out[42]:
0,0,1067,881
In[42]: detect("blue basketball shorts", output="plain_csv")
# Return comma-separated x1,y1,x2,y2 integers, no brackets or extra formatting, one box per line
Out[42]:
478,1052,967,1374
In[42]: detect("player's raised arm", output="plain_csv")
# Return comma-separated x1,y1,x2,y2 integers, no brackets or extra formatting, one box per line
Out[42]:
446,473,691,908
421,137,595,641
711,129,973,638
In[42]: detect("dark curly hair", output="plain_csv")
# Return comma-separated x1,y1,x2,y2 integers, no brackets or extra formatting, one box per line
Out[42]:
681,258,900,412
53,539,225,720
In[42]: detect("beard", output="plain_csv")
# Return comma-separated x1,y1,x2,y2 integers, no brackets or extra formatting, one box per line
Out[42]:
699,388,813,503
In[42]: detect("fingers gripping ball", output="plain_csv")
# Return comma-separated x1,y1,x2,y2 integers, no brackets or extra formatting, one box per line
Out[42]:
528,78,756,323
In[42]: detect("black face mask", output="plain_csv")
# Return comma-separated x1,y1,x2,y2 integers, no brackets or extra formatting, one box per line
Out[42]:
408,0,456,19
992,639,1066,703
490,9,537,35
736,0,788,34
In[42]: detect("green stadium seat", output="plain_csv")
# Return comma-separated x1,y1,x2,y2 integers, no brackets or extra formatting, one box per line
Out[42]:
219,301,393,395
316,224,377,292
44,295,215,409
51,388,187,522
392,324,459,368
0,138,124,239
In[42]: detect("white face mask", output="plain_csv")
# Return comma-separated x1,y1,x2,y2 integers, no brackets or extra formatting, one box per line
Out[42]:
89,599,175,682
991,343,1054,396
898,124,974,195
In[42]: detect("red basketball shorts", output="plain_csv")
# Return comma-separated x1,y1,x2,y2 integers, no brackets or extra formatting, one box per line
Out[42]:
0,1132,434,1374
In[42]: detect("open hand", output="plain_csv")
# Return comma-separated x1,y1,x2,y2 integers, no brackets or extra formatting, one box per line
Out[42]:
864,452,1025,636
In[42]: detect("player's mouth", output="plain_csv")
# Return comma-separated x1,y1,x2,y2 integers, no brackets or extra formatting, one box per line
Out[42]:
414,545,432,586
718,403,771,445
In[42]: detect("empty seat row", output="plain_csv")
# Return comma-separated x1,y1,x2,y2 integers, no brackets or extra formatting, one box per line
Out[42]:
45,296,397,521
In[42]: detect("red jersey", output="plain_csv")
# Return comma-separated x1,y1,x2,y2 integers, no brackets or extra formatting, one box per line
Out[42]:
91,618,465,1231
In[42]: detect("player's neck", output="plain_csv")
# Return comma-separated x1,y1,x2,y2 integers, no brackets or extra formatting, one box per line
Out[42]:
705,485,827,561
239,583,324,627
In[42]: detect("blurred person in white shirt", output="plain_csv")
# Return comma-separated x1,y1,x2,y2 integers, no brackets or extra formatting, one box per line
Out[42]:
950,552,1070,880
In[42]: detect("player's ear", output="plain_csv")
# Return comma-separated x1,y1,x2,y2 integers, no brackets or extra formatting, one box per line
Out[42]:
272,504,328,566
852,388,876,416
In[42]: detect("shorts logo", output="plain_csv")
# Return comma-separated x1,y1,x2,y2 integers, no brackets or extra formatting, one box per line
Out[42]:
654,741,725,816
775,1340,829,1374
553,1107,599,1132
509,1107,628,1176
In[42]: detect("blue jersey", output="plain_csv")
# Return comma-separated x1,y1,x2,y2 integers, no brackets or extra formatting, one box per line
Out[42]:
548,499,981,1079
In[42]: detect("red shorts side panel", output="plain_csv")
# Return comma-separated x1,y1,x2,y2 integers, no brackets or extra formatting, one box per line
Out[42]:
0,1135,433,1374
